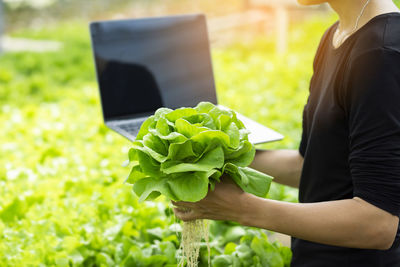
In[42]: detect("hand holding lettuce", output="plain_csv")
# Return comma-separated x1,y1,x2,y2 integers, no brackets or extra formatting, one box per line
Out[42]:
125,101,274,267
125,101,273,203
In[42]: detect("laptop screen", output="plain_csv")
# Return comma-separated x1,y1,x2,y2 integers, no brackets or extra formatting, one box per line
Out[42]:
90,14,218,120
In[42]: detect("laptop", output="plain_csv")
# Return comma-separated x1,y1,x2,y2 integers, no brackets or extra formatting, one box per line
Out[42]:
89,13,283,144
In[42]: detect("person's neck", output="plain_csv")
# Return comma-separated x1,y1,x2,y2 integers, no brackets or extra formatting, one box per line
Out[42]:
329,0,400,33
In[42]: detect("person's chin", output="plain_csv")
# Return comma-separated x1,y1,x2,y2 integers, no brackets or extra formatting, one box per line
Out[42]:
297,0,327,5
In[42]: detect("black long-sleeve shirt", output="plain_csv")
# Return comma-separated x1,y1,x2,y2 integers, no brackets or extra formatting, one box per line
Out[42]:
293,12,400,267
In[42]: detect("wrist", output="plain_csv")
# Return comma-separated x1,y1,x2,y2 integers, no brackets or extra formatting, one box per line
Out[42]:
236,192,260,226
237,194,280,232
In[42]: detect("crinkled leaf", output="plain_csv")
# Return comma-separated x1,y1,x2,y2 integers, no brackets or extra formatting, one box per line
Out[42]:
149,129,187,143
191,130,231,149
142,134,168,162
125,165,147,184
217,114,232,130
127,101,274,202
155,117,172,136
165,107,197,122
154,107,173,120
167,140,197,161
195,101,215,113
175,118,208,138
133,141,168,164
136,150,163,177
224,122,240,148
161,146,224,174
231,111,246,129
136,116,155,140
225,141,255,167
208,107,232,124
183,113,216,129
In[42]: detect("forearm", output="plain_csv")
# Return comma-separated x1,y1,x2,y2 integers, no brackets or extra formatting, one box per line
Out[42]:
238,194,399,250
249,149,303,188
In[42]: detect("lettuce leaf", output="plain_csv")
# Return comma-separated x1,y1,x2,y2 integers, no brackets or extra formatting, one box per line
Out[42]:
126,101,273,202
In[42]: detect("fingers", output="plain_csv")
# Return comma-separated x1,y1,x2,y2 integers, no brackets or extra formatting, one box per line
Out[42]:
171,200,197,209
171,200,206,221
171,200,201,221
173,207,201,221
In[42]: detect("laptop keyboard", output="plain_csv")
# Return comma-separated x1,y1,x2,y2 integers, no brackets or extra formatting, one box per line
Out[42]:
118,123,142,134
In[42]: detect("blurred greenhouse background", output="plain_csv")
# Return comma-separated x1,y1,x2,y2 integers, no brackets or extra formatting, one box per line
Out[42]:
1,0,399,266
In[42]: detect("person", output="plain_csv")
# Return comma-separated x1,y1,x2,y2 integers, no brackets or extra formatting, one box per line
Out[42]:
172,0,400,266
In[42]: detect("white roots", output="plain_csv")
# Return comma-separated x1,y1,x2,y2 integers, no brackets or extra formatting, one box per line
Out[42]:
178,219,210,267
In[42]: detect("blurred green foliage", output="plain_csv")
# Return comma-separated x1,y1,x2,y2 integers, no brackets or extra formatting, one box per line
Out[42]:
0,15,334,266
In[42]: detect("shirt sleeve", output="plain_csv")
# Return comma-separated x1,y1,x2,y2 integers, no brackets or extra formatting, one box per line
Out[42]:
345,48,400,215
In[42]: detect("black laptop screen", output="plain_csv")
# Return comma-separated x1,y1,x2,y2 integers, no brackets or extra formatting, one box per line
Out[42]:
90,14,218,120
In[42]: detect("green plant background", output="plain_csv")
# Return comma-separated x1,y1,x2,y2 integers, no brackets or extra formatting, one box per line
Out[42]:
2,5,396,264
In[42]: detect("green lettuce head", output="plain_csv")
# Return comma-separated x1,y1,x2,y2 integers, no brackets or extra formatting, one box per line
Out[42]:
125,102,273,202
